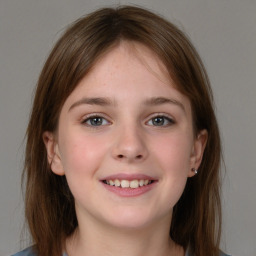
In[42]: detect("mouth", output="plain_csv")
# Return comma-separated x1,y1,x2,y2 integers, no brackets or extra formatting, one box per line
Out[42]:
100,174,158,197
102,179,156,189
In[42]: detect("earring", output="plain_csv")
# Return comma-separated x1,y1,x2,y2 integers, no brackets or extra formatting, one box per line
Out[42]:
192,168,198,174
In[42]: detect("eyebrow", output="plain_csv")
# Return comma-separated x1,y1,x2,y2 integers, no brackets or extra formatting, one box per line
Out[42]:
69,97,116,111
143,97,185,111
69,96,185,112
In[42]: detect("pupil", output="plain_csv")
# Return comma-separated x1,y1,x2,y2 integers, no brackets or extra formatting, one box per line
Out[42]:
153,117,164,126
91,117,102,126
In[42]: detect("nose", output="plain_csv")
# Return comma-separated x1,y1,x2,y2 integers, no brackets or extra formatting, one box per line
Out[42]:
112,125,148,163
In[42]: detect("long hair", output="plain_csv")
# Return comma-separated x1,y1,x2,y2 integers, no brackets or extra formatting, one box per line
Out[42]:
23,6,222,256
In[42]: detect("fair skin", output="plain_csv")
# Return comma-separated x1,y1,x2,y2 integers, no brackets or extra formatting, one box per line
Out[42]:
44,41,207,256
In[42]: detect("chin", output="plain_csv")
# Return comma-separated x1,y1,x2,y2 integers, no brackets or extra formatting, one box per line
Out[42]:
103,207,164,230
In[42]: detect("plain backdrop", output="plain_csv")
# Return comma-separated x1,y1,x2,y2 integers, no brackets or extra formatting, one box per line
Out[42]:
0,1,255,256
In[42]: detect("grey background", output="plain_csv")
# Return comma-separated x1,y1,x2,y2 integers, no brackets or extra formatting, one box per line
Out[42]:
0,0,255,255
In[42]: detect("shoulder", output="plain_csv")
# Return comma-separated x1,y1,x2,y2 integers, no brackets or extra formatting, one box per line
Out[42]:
220,252,231,256
11,247,37,256
11,246,68,256
185,248,231,256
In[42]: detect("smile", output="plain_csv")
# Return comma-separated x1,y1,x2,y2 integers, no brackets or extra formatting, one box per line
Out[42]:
101,174,158,197
102,179,154,188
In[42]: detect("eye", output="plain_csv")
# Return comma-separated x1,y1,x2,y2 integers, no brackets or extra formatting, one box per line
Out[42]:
82,115,110,127
147,115,175,127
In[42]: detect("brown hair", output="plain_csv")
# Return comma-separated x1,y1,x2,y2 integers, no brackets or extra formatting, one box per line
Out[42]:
23,6,222,256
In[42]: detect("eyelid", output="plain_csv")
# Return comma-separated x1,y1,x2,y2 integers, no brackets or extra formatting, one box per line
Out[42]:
81,113,112,126
80,112,175,127
145,113,176,126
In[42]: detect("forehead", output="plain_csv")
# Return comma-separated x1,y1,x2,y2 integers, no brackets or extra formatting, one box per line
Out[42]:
77,41,174,92
62,41,189,110
57,40,193,131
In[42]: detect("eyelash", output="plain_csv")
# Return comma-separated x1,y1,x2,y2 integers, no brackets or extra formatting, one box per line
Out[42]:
81,113,175,128
146,114,175,127
81,113,111,127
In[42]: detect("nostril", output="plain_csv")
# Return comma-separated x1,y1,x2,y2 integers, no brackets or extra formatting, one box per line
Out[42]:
117,154,143,160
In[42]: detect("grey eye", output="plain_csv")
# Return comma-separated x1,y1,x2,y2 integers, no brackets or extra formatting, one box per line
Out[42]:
83,116,109,126
147,116,174,126
152,117,165,126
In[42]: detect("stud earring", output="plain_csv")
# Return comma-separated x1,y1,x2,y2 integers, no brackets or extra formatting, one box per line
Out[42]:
192,168,198,174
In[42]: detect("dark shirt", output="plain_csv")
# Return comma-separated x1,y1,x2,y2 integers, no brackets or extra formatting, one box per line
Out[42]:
12,246,231,256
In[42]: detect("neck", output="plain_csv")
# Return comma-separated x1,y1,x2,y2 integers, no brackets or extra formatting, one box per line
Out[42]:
66,212,184,256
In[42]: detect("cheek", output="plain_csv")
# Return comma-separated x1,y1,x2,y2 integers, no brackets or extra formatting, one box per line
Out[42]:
58,132,109,204
152,132,193,173
150,132,193,205
59,132,108,177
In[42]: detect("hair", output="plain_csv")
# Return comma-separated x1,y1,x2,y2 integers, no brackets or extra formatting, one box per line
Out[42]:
23,5,222,256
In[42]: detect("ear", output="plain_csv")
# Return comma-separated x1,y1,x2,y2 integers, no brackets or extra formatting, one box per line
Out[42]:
43,131,65,176
188,129,208,177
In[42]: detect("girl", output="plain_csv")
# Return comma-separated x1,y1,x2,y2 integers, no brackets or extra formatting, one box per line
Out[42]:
14,6,230,256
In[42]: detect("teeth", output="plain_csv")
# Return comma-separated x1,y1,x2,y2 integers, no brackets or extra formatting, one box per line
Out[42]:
139,180,144,187
114,179,120,187
121,180,129,188
130,180,139,188
104,179,153,188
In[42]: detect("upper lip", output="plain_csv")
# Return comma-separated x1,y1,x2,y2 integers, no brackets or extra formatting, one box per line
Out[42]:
101,173,158,181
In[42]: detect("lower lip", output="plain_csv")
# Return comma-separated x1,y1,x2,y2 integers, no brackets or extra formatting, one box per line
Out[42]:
101,182,157,197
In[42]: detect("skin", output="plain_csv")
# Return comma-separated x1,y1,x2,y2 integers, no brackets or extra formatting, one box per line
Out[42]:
44,41,207,256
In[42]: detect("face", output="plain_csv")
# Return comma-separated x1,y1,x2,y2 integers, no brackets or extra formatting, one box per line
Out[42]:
44,42,207,230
